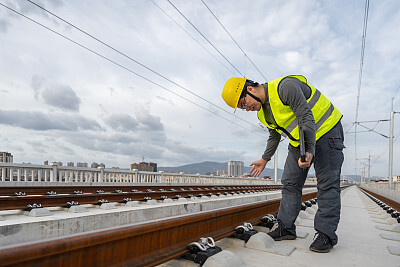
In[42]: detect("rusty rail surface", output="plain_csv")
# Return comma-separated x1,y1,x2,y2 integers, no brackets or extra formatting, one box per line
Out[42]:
359,187,400,211
0,191,318,267
0,185,284,210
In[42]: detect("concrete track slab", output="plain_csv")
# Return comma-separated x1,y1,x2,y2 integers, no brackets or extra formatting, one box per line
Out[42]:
387,246,400,256
3,190,319,247
371,213,391,219
161,186,400,267
376,224,400,233
295,217,314,228
298,210,313,220
245,232,296,256
381,233,400,242
373,218,398,225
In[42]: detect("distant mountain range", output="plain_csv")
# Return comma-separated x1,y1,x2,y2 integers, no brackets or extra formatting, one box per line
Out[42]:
158,161,283,179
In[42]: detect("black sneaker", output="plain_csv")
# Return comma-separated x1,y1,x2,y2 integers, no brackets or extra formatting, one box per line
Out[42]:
267,223,297,241
309,232,333,253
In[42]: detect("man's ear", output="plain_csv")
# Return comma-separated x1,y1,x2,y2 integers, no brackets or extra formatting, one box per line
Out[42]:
247,86,254,93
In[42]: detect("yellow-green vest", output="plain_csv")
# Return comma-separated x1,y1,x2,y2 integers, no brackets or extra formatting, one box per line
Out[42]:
257,75,342,147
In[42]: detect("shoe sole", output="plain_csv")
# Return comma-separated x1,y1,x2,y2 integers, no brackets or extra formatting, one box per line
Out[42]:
274,235,297,241
309,247,331,253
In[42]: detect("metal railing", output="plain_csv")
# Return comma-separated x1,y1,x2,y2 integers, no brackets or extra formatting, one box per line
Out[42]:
0,162,270,185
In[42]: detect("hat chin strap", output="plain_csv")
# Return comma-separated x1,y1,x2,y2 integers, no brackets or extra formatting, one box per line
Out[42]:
246,91,263,104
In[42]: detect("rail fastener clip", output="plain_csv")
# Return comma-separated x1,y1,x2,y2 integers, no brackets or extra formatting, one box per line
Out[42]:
234,222,258,242
260,214,277,230
184,237,222,266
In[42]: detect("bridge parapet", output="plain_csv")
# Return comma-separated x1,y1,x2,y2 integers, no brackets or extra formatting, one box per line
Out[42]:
0,162,271,185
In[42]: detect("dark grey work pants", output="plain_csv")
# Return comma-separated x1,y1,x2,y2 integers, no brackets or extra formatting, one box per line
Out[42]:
277,121,344,245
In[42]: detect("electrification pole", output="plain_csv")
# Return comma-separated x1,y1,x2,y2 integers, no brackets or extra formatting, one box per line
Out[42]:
368,153,371,183
348,97,398,190
389,98,394,189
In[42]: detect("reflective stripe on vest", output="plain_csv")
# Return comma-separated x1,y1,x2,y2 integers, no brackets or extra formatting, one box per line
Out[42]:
257,75,342,147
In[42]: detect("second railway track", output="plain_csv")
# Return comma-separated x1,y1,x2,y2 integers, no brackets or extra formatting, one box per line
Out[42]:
0,185,287,210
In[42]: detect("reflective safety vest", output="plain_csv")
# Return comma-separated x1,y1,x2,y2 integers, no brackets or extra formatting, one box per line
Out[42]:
257,75,342,147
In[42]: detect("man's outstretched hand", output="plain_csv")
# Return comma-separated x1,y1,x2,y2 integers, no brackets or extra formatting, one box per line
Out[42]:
250,158,268,177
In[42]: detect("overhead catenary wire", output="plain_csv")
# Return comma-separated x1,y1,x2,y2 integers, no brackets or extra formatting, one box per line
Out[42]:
200,0,268,82
353,0,370,174
370,128,400,168
364,86,400,160
166,0,244,77
0,2,268,140
23,0,267,135
150,0,236,76
346,85,400,169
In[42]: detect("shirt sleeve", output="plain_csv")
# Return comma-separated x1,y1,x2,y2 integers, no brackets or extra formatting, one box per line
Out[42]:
278,78,316,155
262,128,281,161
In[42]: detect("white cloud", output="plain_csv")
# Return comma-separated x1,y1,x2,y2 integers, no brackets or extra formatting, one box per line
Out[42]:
42,84,80,112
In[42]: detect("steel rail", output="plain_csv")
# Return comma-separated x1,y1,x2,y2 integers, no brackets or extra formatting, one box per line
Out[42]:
0,184,282,196
0,185,283,210
359,187,400,211
0,191,317,267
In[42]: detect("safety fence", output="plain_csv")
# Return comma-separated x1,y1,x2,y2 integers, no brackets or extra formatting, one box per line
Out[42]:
0,162,270,185
363,181,399,191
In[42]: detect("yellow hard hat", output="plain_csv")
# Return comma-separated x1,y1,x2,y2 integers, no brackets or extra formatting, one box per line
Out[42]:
221,77,246,113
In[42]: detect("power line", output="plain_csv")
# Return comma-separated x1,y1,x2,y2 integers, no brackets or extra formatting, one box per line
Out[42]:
200,0,268,82
393,85,400,100
354,85,400,163
0,1,266,139
24,0,267,134
354,0,370,174
150,0,236,76
166,0,244,77
370,128,400,168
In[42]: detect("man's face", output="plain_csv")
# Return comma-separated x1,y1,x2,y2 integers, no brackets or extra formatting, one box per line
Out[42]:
237,87,262,112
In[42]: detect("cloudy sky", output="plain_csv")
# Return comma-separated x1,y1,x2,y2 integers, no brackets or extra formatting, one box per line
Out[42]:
0,0,399,177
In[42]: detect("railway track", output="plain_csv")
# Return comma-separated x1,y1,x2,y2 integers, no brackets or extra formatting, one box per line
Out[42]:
359,187,400,212
0,189,319,267
0,185,288,210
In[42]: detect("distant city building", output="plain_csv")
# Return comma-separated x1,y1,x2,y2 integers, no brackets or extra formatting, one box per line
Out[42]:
387,175,399,182
99,163,105,168
91,162,99,168
0,152,13,179
381,176,400,182
130,162,154,172
67,162,74,167
216,170,227,176
77,162,88,168
111,167,120,170
44,160,49,165
51,161,63,166
139,161,157,172
228,160,244,177
0,152,13,163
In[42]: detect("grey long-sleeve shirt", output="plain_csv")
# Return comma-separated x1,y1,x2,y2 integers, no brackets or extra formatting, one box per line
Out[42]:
261,77,316,162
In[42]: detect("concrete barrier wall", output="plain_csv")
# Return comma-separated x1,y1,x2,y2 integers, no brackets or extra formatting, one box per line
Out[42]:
360,184,400,203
